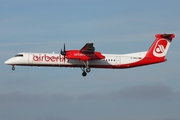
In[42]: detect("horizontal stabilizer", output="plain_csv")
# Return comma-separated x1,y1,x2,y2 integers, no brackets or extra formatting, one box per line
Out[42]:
155,34,175,41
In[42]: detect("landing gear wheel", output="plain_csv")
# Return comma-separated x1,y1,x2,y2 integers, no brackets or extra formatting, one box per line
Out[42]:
82,71,87,77
12,66,15,71
86,67,91,73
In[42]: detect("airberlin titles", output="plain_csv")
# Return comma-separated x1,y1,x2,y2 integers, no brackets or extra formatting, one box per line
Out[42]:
33,54,64,62
32,53,97,62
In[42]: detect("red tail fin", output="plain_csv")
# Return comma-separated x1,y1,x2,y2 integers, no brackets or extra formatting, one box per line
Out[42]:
145,34,175,62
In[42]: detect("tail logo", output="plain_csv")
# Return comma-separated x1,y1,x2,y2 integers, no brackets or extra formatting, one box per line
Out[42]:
155,44,165,53
153,39,169,57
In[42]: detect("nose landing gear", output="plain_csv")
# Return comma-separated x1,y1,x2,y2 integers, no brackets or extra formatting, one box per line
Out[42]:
12,65,15,71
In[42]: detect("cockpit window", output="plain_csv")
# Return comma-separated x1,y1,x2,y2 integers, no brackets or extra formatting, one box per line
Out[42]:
15,54,23,57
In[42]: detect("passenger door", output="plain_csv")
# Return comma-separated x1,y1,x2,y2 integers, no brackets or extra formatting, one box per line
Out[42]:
116,57,120,66
28,54,33,64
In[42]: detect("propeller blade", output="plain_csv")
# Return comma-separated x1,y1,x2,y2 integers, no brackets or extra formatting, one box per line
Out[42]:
60,49,63,54
64,43,66,52
60,43,67,55
60,43,67,62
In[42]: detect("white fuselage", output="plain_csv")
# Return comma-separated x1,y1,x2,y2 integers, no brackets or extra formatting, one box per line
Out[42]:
5,51,147,69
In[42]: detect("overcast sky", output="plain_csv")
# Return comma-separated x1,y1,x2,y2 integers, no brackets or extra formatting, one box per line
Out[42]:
0,0,180,120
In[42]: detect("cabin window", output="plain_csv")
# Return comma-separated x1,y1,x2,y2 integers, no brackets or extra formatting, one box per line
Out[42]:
15,54,23,57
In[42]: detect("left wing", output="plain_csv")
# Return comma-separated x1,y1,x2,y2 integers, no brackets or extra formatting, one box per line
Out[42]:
80,43,95,53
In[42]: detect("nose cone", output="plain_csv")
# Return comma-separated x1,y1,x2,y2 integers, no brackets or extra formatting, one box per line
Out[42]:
4,58,14,65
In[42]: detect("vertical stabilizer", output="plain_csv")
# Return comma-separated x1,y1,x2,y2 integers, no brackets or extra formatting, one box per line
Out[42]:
145,34,175,61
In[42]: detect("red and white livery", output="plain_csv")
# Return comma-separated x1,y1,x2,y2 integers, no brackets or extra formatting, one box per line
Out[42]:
5,34,175,77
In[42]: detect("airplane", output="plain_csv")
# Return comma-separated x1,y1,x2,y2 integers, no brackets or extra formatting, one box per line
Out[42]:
5,34,175,77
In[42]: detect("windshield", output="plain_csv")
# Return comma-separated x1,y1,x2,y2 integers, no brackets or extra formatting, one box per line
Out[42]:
15,54,23,57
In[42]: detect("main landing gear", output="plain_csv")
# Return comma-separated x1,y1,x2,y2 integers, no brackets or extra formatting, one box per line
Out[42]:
81,67,91,77
81,61,91,77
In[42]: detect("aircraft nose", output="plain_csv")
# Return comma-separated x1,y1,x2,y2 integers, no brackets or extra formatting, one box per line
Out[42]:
4,58,14,65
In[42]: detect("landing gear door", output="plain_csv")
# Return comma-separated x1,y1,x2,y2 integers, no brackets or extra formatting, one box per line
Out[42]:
28,54,33,64
116,57,120,66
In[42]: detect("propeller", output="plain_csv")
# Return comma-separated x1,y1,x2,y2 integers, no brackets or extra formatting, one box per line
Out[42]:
60,43,66,62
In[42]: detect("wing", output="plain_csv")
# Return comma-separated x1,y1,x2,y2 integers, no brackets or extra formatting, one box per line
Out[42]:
66,43,104,61
80,43,95,53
